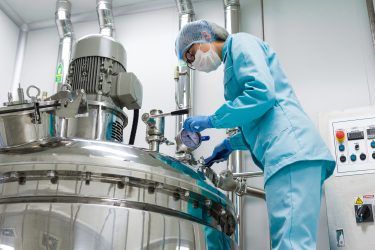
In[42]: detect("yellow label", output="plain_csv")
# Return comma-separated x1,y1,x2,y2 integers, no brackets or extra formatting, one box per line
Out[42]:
355,197,363,205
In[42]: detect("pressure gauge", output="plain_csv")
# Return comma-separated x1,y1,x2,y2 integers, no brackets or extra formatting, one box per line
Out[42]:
180,129,201,150
176,129,210,152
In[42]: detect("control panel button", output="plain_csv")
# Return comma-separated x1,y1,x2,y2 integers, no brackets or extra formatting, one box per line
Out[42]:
351,154,357,162
355,144,360,151
339,145,345,152
336,130,345,142
372,152,375,159
371,141,375,149
339,155,346,163
360,153,367,161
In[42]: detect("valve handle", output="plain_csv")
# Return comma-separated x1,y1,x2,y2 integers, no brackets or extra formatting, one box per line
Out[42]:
170,108,189,116
201,136,210,141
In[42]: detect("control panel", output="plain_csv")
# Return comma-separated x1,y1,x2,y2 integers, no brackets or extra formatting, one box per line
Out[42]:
331,117,375,176
320,108,375,249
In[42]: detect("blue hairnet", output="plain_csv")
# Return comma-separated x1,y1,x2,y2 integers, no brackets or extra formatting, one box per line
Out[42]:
175,20,217,60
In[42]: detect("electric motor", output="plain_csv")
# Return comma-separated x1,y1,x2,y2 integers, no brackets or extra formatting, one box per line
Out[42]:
64,34,142,142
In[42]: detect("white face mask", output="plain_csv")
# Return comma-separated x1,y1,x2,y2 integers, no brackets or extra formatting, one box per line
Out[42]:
192,44,221,73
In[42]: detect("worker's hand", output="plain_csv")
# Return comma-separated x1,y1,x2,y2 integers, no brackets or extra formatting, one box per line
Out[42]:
204,139,233,167
183,116,213,132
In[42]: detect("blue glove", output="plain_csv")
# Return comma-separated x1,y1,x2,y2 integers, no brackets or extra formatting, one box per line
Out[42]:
204,139,233,167
183,116,213,132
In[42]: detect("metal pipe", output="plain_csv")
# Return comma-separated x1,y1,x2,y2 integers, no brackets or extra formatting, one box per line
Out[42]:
224,1,271,248
97,0,115,38
367,0,375,52
54,0,74,93
233,171,264,178
223,1,246,249
175,0,195,155
150,141,160,152
260,0,265,41
11,24,28,100
228,149,244,249
246,186,266,200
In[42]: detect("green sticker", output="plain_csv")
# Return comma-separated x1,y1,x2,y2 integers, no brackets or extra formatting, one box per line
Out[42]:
55,64,63,84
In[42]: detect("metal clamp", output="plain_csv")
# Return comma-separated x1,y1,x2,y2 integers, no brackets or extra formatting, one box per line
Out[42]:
31,102,41,124
45,84,88,118
55,89,88,118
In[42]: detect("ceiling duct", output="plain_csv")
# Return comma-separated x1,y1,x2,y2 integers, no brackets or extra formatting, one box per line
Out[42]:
176,0,195,28
224,0,240,34
97,0,115,38
54,0,75,93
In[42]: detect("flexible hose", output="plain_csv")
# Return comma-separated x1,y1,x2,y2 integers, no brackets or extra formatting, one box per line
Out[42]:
128,109,139,145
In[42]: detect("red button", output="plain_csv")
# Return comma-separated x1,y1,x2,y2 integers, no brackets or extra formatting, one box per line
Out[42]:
336,130,345,140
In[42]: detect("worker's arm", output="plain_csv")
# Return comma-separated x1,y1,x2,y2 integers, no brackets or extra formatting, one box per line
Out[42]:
210,35,276,128
228,131,249,150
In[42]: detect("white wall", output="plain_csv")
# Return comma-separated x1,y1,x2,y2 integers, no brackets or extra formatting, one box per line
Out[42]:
264,0,375,123
17,0,375,249
0,8,20,104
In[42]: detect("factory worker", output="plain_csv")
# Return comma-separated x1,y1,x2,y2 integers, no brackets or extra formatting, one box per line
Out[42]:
175,20,336,250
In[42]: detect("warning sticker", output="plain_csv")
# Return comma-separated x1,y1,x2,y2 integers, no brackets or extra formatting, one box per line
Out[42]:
355,197,363,205
354,195,375,205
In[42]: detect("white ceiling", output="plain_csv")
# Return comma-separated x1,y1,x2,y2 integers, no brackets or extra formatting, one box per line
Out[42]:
1,0,176,25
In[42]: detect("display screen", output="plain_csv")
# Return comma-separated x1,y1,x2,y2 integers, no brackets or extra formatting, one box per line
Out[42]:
367,128,375,139
347,131,364,141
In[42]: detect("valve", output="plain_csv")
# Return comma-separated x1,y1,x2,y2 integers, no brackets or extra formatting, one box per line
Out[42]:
142,109,175,152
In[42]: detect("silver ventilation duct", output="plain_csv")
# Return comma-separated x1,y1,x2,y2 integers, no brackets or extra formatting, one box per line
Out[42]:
55,0,75,93
96,0,115,38
174,0,195,160
224,0,240,34
176,0,195,28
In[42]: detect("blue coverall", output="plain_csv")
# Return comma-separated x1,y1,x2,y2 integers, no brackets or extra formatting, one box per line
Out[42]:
210,33,336,250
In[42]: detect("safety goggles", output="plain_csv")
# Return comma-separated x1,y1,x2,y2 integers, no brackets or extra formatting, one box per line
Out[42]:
185,46,196,70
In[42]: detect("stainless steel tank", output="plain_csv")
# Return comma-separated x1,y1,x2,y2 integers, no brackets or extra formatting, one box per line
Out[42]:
0,23,236,250
0,138,237,249
0,101,57,147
